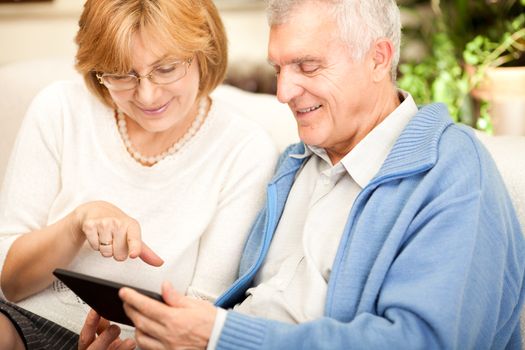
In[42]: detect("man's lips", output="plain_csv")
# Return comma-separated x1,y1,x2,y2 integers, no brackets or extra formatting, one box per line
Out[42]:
296,104,322,114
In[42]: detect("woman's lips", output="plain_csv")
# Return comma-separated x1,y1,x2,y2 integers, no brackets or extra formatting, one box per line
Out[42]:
140,101,170,116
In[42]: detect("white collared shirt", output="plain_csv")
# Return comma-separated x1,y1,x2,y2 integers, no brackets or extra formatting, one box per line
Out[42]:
207,92,418,348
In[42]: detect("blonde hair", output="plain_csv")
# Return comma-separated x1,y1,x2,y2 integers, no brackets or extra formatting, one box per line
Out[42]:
75,0,228,108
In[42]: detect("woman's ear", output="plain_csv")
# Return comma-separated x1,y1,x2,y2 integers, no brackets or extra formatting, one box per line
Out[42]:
371,38,394,82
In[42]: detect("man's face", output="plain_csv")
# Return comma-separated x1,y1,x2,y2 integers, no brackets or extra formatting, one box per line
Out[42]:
268,2,379,161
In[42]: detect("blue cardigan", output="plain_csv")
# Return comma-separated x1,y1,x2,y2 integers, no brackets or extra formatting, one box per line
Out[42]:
214,103,525,349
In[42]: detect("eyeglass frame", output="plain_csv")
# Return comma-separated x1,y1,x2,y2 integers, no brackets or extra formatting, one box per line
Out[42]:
95,57,193,91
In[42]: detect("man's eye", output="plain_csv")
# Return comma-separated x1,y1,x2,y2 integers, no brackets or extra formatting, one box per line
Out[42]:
300,63,319,74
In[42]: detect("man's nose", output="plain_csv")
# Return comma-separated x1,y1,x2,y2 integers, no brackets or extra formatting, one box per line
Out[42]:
276,69,303,104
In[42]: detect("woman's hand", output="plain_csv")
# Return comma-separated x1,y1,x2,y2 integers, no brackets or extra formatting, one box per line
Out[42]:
78,309,136,350
74,201,163,266
120,281,217,350
1,200,163,302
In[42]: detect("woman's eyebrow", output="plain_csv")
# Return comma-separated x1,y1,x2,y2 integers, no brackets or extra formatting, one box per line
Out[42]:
150,56,172,66
128,55,173,73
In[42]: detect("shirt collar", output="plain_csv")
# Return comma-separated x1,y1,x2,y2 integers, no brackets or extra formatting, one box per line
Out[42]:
290,147,312,159
342,91,418,188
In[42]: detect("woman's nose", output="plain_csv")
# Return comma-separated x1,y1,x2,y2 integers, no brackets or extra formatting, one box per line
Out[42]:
134,77,158,106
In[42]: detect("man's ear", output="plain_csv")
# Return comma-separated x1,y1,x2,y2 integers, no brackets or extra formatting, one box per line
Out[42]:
371,38,394,82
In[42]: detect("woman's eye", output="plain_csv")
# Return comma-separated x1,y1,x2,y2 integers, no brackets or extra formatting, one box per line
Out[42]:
109,75,132,81
156,65,177,74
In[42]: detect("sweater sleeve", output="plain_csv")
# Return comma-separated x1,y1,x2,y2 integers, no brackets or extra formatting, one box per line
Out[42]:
214,130,525,349
0,83,64,297
186,126,278,302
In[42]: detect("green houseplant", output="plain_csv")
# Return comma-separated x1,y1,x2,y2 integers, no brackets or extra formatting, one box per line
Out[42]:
398,0,525,133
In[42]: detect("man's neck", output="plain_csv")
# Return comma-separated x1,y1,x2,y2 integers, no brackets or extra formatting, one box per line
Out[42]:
326,86,401,165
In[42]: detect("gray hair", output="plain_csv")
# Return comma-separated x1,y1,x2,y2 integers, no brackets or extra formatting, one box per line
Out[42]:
267,0,401,81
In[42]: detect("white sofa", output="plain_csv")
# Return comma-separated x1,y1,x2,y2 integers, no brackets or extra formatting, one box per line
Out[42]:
1,58,525,340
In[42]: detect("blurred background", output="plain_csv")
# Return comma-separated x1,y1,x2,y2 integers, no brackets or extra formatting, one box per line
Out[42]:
0,0,269,69
0,0,523,134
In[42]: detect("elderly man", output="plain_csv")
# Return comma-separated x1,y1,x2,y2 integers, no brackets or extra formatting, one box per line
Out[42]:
86,0,525,349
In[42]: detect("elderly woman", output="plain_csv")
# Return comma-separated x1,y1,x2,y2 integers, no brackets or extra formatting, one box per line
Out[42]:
0,0,278,348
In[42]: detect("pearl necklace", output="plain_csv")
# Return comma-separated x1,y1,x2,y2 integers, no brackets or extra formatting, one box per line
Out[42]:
117,98,208,165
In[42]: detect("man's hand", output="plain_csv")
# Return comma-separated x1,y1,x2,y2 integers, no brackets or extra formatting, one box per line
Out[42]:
78,309,136,350
120,281,217,350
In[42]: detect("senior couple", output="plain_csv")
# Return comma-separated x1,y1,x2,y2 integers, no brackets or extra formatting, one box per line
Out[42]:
0,0,524,349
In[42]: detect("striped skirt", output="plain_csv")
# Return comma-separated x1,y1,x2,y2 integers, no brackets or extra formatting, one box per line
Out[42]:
0,299,78,350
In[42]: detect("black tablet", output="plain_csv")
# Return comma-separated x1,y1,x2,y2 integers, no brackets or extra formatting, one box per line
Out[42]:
53,268,163,326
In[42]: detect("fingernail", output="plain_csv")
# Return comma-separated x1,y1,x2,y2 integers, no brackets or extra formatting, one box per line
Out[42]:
108,324,120,336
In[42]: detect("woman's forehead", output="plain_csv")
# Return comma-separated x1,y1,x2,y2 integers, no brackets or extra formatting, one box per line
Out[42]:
127,30,184,66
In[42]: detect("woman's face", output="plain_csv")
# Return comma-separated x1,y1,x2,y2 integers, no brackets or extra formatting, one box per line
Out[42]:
107,31,201,134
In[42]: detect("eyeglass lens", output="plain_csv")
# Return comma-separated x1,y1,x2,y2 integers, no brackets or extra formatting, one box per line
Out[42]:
100,60,190,90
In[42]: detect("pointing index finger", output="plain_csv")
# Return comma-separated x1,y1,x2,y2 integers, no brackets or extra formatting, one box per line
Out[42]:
125,220,163,266
139,242,164,266
125,220,142,259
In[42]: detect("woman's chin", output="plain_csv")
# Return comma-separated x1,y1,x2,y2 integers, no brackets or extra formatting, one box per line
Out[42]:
136,118,173,133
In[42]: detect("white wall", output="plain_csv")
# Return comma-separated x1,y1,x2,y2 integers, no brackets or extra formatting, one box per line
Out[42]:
0,0,269,66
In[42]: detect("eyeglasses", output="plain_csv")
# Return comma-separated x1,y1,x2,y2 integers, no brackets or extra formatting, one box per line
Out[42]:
96,58,193,91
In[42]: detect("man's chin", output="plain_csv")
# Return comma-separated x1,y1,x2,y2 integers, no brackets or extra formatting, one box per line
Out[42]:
298,131,324,148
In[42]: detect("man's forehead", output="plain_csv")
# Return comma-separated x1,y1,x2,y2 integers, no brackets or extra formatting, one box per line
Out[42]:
267,28,339,66
267,3,341,63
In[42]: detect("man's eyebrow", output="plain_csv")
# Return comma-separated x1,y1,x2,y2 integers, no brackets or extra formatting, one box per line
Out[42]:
291,56,321,64
267,55,321,66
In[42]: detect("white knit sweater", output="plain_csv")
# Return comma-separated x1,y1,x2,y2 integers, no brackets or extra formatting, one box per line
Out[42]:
0,80,278,334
